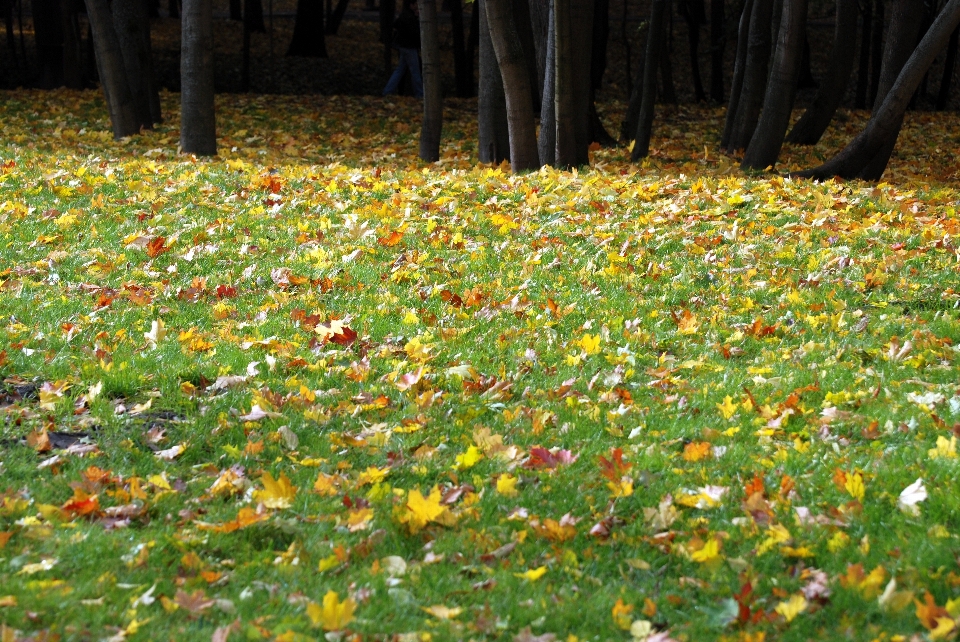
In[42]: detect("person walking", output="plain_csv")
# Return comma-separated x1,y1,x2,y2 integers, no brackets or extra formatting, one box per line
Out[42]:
383,0,423,98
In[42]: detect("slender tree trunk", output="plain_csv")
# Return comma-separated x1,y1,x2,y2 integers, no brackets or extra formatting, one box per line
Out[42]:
513,0,541,111
420,0,442,161
936,24,958,108
787,0,858,144
797,0,960,180
450,0,472,96
169,0,179,18
588,0,615,146
113,0,153,128
680,0,707,100
230,0,242,19
180,0,216,155
570,0,594,164
86,0,140,137
868,0,884,105
246,0,267,32
486,0,540,171
721,0,753,148
467,0,480,84
287,0,327,56
478,0,510,163
327,0,349,34
632,0,668,159
710,0,725,101
741,0,807,169
659,8,677,103
554,0,576,165
725,0,773,151
797,31,816,87
61,0,83,88
33,0,65,87
529,0,549,92
855,0,871,108
539,0,556,165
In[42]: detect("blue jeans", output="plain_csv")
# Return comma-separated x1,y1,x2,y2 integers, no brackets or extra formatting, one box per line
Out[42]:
383,47,423,98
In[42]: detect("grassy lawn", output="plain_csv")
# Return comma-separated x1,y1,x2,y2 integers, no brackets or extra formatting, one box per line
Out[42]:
1,89,959,642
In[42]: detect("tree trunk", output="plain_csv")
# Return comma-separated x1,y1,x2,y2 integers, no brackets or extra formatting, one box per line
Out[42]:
529,0,549,92
242,0,252,90
512,0,541,111
725,0,773,152
246,0,267,32
554,0,576,166
287,0,327,56
710,0,725,101
721,0,754,148
467,0,480,84
85,0,140,137
180,0,216,155
797,31,816,87
570,0,594,164
859,0,923,178
659,9,677,103
936,24,958,108
855,0,871,108
327,0,349,34
478,0,510,163
420,0,443,161
169,0,179,18
4,0,19,75
588,0,615,146
539,0,556,165
230,0,242,19
632,0,668,159
61,0,83,88
450,0,473,96
485,0,540,171
741,0,807,170
787,0,858,144
33,0,65,87
380,0,395,72
113,0,154,128
798,0,960,180
680,0,707,101
868,0,883,105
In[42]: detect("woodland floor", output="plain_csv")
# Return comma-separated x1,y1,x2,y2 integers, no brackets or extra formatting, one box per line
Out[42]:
0,90,959,642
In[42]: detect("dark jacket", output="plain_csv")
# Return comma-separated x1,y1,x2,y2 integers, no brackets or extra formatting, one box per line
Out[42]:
393,8,420,50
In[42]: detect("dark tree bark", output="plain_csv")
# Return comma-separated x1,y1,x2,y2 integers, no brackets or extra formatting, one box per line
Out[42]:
3,0,18,75
725,0,773,152
632,0,668,159
113,0,155,128
450,0,473,96
287,0,327,56
553,0,577,166
85,0,139,137
741,0,807,170
478,0,510,164
467,0,480,79
486,0,540,171
797,0,960,180
33,0,65,87
868,0,883,105
710,0,725,101
570,0,594,164
659,8,677,104
721,0,754,148
168,0,179,18
327,0,350,34
679,0,707,101
230,0,242,20
797,31,816,87
180,0,216,155
246,0,267,32
242,0,252,90
420,0,442,161
529,0,549,91
539,0,556,165
588,0,615,146
513,0,541,111
936,24,959,108
380,0,395,71
787,0,858,144
61,0,83,88
855,0,871,108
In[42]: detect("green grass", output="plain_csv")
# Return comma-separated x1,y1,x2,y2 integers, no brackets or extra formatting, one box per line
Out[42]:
0,89,959,641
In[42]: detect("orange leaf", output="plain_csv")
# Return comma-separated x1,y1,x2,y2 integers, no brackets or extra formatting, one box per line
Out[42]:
145,236,168,258
682,442,712,462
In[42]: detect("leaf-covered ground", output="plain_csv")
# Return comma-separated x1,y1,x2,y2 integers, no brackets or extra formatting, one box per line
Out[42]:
1,90,960,642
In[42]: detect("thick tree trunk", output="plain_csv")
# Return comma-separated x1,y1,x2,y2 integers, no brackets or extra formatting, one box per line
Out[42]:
327,0,349,33
478,0,510,164
570,0,594,164
85,0,140,137
797,31,816,87
539,0,556,165
554,0,576,165
61,0,83,88
450,0,473,96
721,0,754,148
513,0,541,111
787,0,858,144
246,0,267,32
287,0,327,56
741,0,807,169
710,0,724,101
113,0,154,128
33,0,65,87
936,25,959,108
485,0,540,171
860,0,923,178
855,0,871,108
588,0,615,147
632,0,668,159
420,0,442,161
725,0,773,152
680,0,707,101
797,0,960,180
529,0,549,91
180,0,216,155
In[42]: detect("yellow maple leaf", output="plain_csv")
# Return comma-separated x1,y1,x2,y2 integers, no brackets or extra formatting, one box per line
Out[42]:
306,590,356,631
579,333,601,355
682,442,712,462
497,473,519,497
774,594,808,622
929,435,958,459
844,472,865,502
314,472,341,496
930,618,957,641
454,446,483,470
690,538,721,563
612,598,634,630
254,471,297,509
515,566,548,581
398,487,449,533
716,395,738,419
